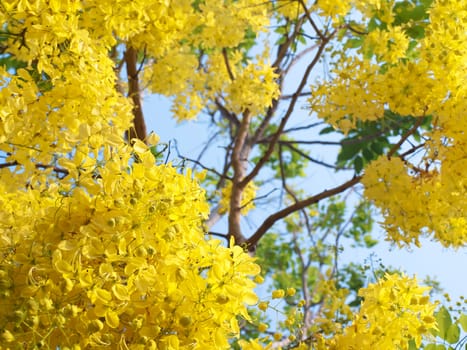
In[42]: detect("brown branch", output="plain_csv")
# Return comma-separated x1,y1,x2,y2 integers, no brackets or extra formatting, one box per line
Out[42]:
280,91,312,100
399,142,426,158
298,0,325,41
242,32,335,188
272,16,306,69
124,46,147,141
228,110,252,245
253,17,306,145
266,139,341,146
206,205,222,229
0,161,17,169
283,143,349,170
0,161,69,176
283,43,319,78
176,154,231,180
282,122,325,133
246,175,361,251
387,116,425,159
222,48,235,81
207,231,229,240
215,98,239,127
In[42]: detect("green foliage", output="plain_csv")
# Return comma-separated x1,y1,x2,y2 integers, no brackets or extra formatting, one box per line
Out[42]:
321,110,432,173
459,313,467,332
433,306,460,344
421,305,467,350
393,0,433,27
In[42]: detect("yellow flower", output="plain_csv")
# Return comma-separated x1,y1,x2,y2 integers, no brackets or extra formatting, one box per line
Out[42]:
219,181,258,215
272,289,285,299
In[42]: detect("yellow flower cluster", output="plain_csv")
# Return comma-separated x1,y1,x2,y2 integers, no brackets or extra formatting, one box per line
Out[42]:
246,275,437,350
363,27,410,64
329,274,437,349
0,1,262,348
218,181,258,215
137,0,276,120
311,0,467,247
0,144,260,348
313,0,352,21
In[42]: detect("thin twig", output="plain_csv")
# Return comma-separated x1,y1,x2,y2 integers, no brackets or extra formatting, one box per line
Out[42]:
282,122,325,133
280,91,313,100
174,143,230,180
399,142,426,158
283,44,319,77
193,130,222,172
207,231,229,240
283,143,348,170
0,161,69,176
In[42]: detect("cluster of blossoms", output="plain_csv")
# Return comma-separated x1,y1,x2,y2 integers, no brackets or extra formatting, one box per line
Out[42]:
0,0,266,348
242,274,437,350
310,0,467,248
0,0,445,349
329,274,438,349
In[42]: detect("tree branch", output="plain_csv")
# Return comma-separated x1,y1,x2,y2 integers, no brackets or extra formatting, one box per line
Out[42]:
222,48,235,81
298,0,325,41
283,143,349,170
246,175,361,251
0,161,69,176
228,110,252,245
387,116,425,159
242,32,335,188
125,46,147,141
280,91,312,100
215,98,239,127
253,16,306,145
272,16,306,69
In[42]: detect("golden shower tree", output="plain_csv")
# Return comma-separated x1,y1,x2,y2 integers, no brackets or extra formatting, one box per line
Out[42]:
0,0,466,349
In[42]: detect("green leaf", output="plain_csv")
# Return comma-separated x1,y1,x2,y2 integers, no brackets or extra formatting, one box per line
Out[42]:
345,37,363,49
337,144,362,163
370,141,384,155
354,156,363,174
458,313,467,332
319,126,336,135
368,17,379,32
362,147,374,162
446,323,460,344
435,306,453,340
405,25,425,39
276,35,287,45
424,344,446,350
363,234,378,248
297,34,306,45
